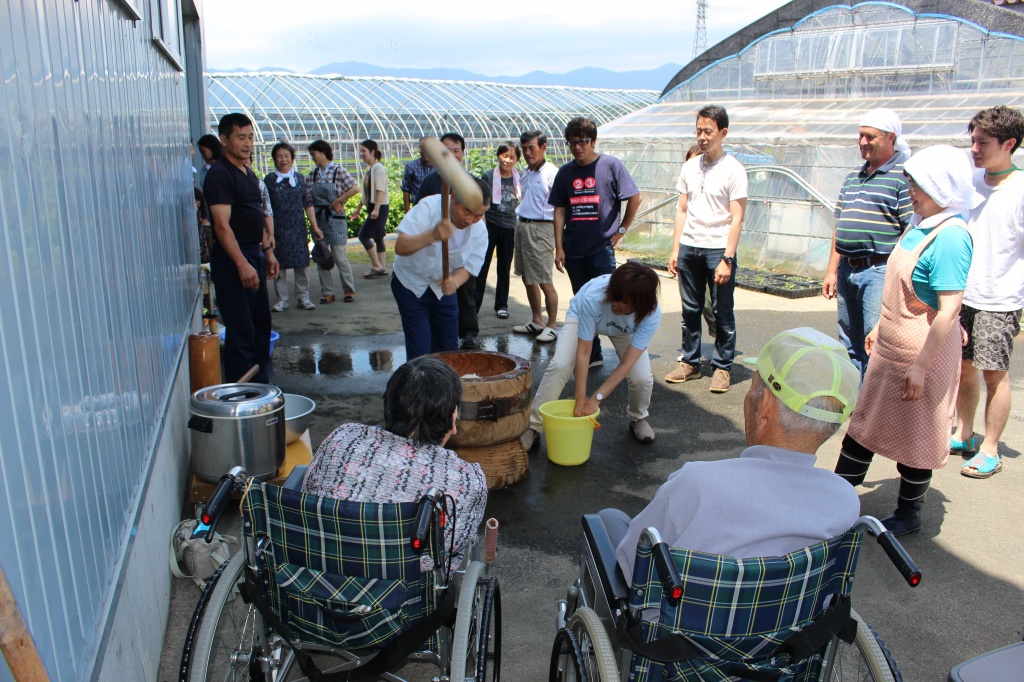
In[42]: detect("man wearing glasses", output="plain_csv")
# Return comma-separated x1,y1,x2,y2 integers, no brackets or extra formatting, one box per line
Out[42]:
549,117,641,367
664,105,747,393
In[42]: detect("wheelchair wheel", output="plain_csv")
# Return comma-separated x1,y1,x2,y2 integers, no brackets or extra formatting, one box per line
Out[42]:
450,561,501,681
826,608,901,682
549,627,586,681
182,550,291,681
476,578,502,680
549,607,618,681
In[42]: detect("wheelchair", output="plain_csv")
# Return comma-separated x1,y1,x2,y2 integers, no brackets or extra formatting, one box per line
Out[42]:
551,513,922,681
179,466,500,681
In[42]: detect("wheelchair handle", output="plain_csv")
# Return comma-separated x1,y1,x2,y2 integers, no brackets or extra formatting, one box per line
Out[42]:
653,542,684,603
201,466,246,542
877,531,922,587
484,518,499,564
640,527,684,603
412,487,441,553
854,515,922,587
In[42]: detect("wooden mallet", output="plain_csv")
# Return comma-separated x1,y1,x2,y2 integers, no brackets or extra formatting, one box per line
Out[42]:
419,137,484,282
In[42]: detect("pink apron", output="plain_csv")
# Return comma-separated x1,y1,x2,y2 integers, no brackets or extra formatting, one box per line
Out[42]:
846,219,964,470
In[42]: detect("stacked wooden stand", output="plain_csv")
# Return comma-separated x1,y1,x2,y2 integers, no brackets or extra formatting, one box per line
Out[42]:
434,350,531,490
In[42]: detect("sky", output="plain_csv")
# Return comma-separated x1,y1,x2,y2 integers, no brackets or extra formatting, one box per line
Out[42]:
203,0,793,75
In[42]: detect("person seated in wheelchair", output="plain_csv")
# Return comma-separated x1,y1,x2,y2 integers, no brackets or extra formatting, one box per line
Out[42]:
303,355,488,569
601,327,862,585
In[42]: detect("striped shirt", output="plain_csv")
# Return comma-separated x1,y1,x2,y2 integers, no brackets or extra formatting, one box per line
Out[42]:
834,152,912,257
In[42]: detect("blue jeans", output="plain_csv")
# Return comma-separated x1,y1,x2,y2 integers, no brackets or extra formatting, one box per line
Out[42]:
391,275,459,360
677,245,736,370
211,243,272,383
836,259,886,378
564,243,617,356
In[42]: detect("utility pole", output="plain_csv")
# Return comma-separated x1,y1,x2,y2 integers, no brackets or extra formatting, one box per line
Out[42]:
693,0,708,59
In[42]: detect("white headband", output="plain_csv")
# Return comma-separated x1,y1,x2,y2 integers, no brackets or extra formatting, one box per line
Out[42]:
903,145,984,212
860,108,911,155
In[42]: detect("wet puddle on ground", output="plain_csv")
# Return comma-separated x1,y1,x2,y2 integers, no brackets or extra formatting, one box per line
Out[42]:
275,333,560,379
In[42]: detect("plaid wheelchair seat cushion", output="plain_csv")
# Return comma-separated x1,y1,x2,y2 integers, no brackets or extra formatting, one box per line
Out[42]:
241,481,436,650
627,530,861,681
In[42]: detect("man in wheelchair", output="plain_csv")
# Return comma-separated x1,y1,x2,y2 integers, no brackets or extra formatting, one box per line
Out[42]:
548,328,919,681
601,327,862,584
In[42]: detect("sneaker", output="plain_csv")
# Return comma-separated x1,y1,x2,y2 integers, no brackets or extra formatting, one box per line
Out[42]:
513,321,544,334
460,336,479,350
589,354,604,368
664,363,700,383
271,301,287,312
520,428,539,451
297,298,315,310
535,327,557,343
496,308,509,319
710,368,731,393
630,418,655,444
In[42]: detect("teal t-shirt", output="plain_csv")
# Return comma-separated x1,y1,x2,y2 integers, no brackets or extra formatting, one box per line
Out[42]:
898,219,973,309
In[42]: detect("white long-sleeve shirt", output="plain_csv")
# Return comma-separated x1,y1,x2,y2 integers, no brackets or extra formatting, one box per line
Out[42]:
615,445,860,585
393,194,488,298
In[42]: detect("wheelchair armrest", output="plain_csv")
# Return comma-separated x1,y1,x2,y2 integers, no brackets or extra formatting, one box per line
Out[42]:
582,514,631,609
282,465,308,491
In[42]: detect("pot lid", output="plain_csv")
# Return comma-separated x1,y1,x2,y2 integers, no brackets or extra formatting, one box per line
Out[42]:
190,383,284,418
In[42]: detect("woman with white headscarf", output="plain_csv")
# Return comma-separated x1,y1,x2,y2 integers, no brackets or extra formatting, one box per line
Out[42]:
834,145,982,536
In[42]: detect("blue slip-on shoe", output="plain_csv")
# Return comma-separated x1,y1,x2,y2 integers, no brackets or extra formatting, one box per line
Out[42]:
951,435,977,454
962,453,1002,479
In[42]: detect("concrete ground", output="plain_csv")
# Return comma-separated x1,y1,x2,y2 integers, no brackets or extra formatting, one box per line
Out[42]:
159,247,1024,681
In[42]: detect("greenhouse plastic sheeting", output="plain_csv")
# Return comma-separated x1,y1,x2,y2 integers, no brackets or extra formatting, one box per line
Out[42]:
206,73,657,172
600,2,1024,277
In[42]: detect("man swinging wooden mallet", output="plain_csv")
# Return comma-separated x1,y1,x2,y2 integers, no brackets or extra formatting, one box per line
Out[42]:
391,137,490,360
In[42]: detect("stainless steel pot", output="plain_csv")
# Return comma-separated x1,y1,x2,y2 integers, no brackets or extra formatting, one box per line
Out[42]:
188,383,286,483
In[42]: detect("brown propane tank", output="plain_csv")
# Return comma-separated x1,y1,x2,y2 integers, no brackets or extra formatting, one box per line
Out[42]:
189,332,222,393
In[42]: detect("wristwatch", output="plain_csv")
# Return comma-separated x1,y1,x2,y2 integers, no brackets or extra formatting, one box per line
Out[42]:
595,392,605,402
721,255,736,267
617,227,627,235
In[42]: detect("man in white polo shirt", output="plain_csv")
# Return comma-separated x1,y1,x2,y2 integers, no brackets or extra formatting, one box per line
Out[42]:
392,177,489,360
664,105,747,393
511,130,561,343
952,106,1024,480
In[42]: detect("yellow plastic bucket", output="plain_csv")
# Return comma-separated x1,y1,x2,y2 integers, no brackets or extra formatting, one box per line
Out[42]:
540,399,601,466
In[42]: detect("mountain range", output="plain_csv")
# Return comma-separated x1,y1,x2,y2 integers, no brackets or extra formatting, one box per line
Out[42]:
209,61,682,91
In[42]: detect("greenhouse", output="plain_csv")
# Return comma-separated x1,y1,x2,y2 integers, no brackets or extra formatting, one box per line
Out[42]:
605,0,1024,278
206,73,658,174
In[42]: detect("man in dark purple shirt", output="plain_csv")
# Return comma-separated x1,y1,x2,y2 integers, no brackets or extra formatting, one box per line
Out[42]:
549,117,641,366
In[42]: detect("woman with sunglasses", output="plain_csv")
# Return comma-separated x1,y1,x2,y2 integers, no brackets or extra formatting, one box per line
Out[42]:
834,145,982,536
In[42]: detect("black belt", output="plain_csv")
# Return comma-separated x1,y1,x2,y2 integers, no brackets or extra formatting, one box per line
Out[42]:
518,217,550,223
844,254,889,268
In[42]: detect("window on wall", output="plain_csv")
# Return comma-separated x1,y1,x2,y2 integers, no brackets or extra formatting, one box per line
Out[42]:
114,0,143,20
152,0,184,71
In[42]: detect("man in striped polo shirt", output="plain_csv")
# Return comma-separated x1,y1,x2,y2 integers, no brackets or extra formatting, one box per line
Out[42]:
822,109,913,377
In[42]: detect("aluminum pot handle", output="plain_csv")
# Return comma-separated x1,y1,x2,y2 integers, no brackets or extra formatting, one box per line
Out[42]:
188,415,213,433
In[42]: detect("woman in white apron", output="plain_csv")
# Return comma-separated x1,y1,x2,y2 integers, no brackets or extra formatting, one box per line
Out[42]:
834,145,983,536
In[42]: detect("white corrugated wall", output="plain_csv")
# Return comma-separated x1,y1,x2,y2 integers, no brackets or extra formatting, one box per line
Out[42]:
0,0,199,678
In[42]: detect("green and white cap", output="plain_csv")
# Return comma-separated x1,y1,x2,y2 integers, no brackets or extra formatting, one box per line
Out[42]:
742,327,860,424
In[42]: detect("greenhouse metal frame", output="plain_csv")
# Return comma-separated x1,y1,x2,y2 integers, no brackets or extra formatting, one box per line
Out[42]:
206,72,657,174
602,0,1024,278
